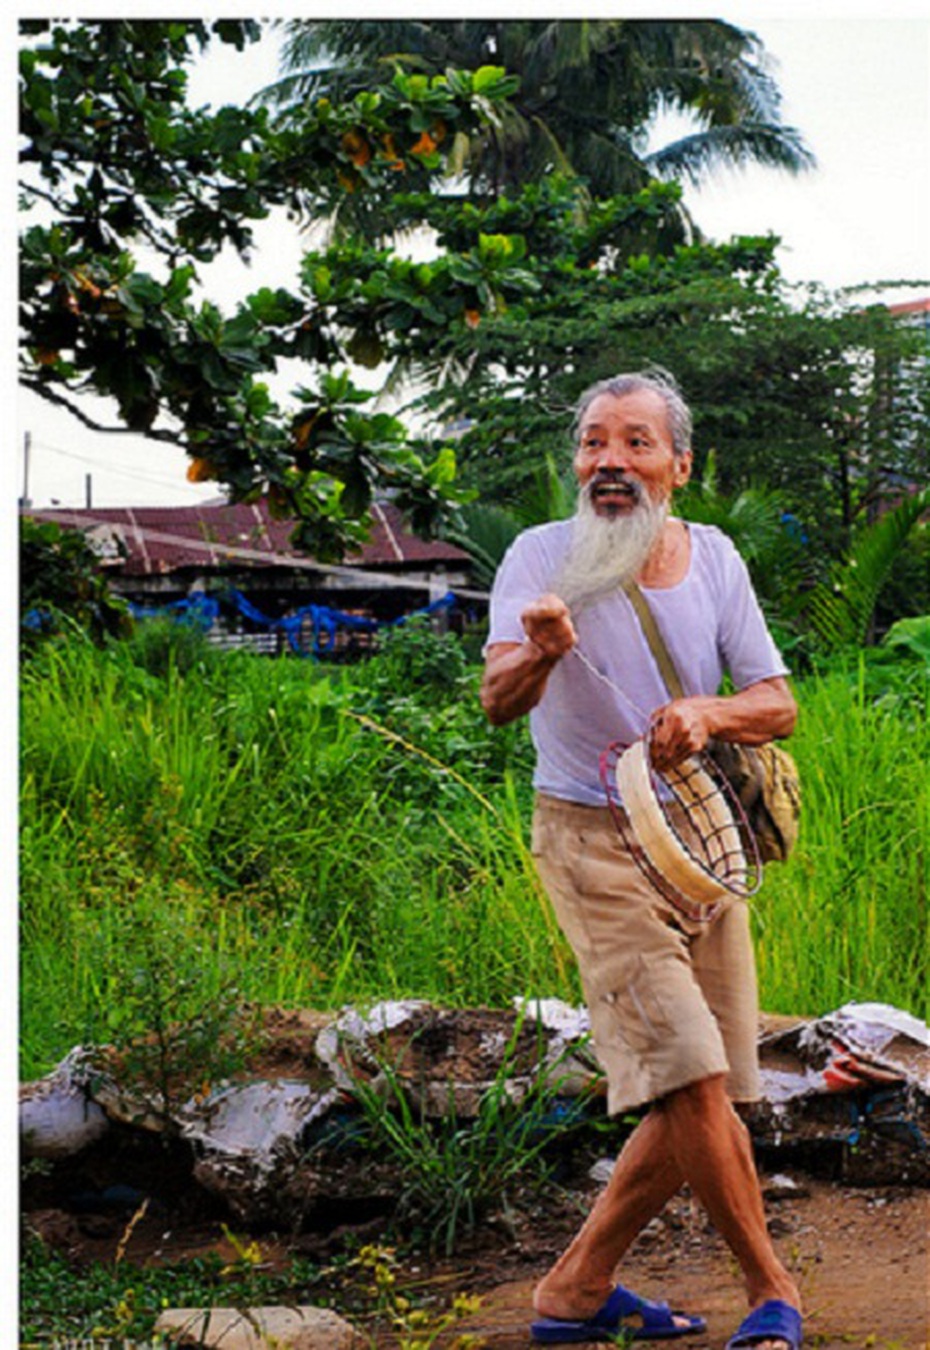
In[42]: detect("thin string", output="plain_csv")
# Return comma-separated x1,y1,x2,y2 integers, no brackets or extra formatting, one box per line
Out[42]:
570,644,652,728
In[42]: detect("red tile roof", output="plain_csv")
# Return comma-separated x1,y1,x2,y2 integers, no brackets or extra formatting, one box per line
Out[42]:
27,498,470,579
888,298,930,317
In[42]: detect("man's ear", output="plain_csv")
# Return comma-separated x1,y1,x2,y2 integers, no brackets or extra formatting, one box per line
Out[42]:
672,450,693,490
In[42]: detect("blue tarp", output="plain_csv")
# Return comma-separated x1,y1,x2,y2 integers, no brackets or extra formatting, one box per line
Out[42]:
128,587,458,657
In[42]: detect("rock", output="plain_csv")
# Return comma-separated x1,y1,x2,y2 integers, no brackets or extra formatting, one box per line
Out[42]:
20,1048,110,1158
181,1080,343,1224
763,1173,809,1201
153,1305,361,1349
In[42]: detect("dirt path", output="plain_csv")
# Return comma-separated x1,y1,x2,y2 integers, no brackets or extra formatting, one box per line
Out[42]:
436,1176,928,1349
24,1161,928,1348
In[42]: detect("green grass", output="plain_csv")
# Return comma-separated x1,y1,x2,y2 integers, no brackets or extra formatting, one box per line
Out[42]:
19,1235,325,1343
751,659,928,1014
19,627,928,1080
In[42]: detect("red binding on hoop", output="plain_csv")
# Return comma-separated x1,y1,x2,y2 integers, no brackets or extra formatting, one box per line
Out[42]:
599,740,763,923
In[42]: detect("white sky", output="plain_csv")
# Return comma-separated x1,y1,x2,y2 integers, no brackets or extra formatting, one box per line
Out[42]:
13,11,930,510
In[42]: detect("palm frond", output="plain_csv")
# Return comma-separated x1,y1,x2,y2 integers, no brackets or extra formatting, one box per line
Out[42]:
268,18,813,195
513,453,576,528
647,122,815,184
800,488,930,651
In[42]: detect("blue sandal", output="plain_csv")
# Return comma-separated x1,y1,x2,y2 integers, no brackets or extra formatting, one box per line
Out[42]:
726,1299,803,1349
531,1284,707,1343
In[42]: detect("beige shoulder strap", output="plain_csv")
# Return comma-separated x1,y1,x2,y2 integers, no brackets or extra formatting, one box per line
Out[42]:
624,583,685,701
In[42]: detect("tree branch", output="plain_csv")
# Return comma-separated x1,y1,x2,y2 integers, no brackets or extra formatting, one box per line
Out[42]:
20,179,68,212
22,379,188,447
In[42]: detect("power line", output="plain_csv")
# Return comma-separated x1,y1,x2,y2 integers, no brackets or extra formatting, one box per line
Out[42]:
28,438,211,495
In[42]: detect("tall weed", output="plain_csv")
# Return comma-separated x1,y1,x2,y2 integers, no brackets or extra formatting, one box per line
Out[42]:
751,657,927,1014
19,631,927,1078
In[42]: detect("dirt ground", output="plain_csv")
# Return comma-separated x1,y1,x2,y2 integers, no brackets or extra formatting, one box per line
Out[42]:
439,1175,929,1350
24,1134,928,1349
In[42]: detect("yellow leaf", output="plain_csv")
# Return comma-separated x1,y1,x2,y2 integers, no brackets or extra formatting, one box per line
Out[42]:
410,131,437,157
186,457,216,483
341,128,371,167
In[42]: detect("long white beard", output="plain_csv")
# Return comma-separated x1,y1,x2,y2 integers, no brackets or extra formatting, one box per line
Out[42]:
555,486,668,613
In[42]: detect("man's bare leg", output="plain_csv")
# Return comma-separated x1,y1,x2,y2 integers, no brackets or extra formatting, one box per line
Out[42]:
658,1075,800,1348
533,1076,799,1347
533,1108,685,1318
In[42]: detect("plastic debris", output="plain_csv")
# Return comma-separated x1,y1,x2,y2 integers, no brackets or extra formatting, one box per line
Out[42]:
20,1000,930,1213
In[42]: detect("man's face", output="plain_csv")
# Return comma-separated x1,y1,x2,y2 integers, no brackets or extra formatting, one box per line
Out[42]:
573,389,692,516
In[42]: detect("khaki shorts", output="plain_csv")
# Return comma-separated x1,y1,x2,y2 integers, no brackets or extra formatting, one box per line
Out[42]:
531,792,761,1115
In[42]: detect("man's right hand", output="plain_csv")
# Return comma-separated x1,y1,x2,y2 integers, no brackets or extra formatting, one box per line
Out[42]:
480,594,577,726
521,593,578,661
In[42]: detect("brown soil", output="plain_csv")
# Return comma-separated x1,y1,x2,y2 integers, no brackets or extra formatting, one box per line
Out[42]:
23,1130,928,1348
22,1007,930,1347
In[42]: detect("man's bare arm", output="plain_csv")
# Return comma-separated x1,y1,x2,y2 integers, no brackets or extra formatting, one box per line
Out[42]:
480,593,577,726
649,676,797,770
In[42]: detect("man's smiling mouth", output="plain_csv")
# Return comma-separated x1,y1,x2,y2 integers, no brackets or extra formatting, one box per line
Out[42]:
589,473,642,508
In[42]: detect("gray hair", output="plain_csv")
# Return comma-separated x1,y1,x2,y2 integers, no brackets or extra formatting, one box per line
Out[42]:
572,367,692,458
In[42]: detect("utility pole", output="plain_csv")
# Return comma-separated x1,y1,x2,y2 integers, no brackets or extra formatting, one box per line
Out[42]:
85,473,92,509
21,431,31,509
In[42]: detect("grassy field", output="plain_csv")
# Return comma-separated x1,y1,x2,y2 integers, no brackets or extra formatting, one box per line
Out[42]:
19,621,928,1081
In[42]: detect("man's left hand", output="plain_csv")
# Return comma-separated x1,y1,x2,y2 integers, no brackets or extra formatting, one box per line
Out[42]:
648,699,712,771
647,677,797,772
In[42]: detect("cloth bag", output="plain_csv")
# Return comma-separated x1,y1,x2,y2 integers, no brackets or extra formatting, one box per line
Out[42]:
625,584,801,864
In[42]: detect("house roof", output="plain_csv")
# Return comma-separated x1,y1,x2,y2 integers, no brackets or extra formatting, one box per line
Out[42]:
26,498,470,580
888,298,930,317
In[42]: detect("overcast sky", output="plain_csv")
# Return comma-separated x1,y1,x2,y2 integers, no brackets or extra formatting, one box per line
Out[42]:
15,11,930,510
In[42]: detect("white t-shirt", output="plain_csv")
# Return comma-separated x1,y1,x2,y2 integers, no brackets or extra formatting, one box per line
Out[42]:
486,519,789,806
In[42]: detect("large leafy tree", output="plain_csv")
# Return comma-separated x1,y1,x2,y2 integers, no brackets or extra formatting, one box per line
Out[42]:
268,18,814,206
20,20,924,602
295,173,927,557
18,19,522,556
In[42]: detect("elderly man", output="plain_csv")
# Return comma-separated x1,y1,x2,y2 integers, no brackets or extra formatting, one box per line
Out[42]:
480,370,802,1350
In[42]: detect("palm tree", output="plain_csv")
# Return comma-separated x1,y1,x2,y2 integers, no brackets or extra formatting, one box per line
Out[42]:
444,452,575,589
263,19,813,201
798,487,930,652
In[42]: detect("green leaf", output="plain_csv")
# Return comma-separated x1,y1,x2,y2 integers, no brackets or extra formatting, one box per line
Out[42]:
881,614,930,663
472,65,512,94
801,488,930,651
426,445,458,487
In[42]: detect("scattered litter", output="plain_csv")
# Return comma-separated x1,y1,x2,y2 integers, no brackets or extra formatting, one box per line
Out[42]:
513,997,592,1041
753,1005,929,1184
21,1000,930,1212
804,1003,929,1092
763,1174,809,1201
19,1048,110,1159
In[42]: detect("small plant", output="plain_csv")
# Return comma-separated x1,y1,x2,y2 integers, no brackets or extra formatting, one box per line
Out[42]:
362,616,468,703
347,1244,486,1350
332,1017,596,1256
88,897,257,1128
120,611,220,677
